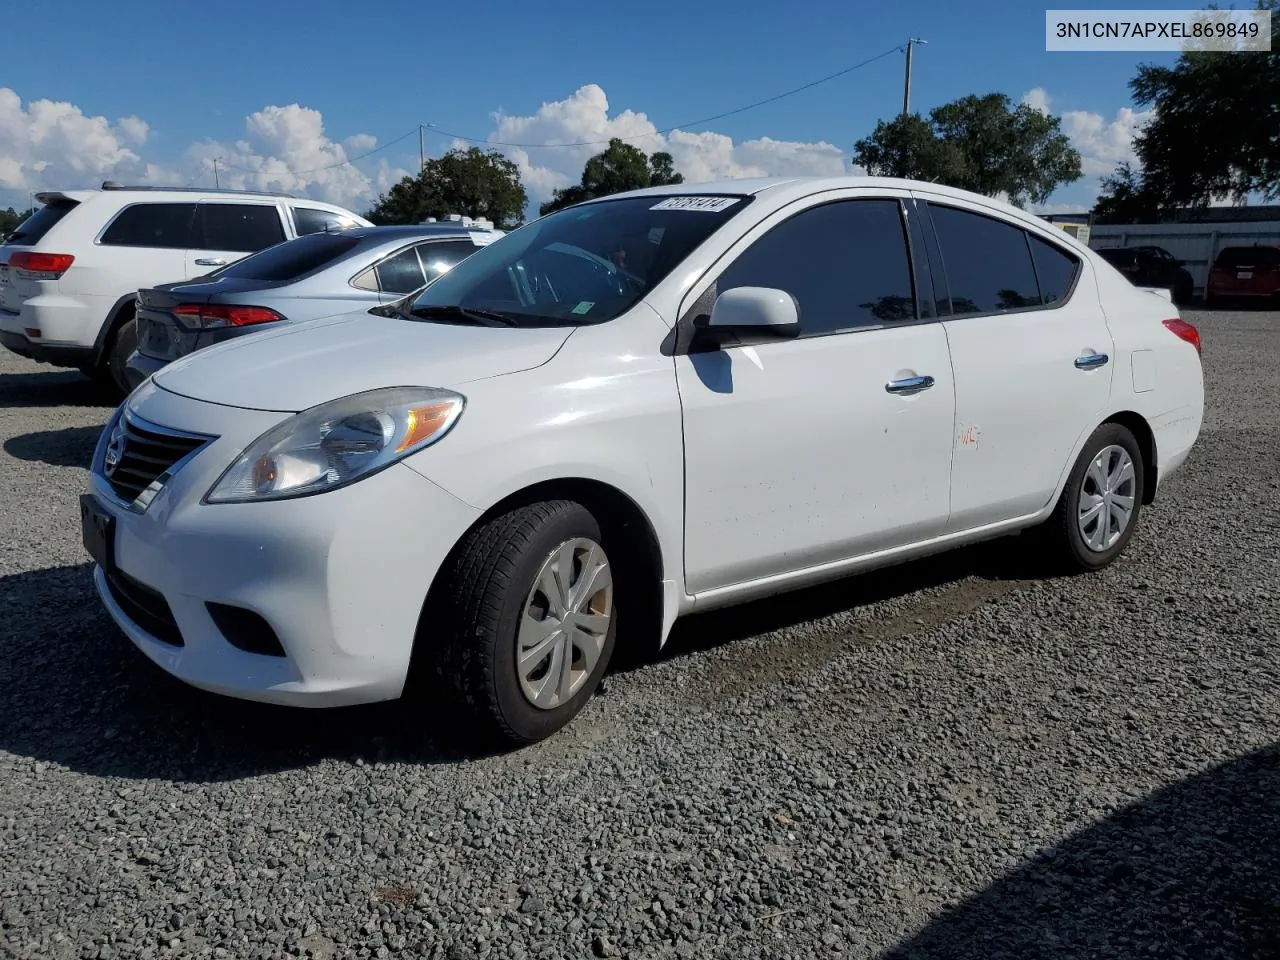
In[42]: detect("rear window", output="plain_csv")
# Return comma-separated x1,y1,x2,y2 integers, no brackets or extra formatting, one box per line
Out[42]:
215,233,362,282
3,200,79,246
1214,246,1280,268
100,203,197,248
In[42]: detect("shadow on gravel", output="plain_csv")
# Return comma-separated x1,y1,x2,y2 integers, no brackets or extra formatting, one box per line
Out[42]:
0,370,114,409
883,746,1280,960
0,564,470,782
4,424,101,467
647,536,1038,670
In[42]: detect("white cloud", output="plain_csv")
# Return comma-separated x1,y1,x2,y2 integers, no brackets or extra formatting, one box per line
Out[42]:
477,84,849,204
1059,105,1153,177
0,88,159,193
1022,87,1052,115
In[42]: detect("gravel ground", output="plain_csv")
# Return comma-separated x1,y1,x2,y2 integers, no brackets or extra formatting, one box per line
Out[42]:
1,309,1278,960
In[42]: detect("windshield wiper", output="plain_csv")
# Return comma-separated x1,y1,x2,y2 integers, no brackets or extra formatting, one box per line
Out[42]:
408,304,517,327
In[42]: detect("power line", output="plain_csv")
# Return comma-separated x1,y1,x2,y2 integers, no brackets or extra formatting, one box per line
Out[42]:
192,44,906,181
216,126,421,176
425,44,906,149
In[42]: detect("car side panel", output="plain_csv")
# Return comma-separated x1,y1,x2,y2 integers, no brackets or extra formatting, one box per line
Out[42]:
400,304,690,636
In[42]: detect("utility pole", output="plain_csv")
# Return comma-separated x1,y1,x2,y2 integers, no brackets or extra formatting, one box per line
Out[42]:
419,124,426,173
212,157,221,189
902,38,928,116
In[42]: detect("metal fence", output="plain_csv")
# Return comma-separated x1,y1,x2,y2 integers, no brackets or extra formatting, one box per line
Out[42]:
1089,221,1280,297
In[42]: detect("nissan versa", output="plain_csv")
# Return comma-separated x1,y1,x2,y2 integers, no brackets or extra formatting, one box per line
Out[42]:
82,177,1205,745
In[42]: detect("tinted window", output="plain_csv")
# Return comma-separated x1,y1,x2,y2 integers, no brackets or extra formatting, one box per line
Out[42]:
1097,248,1136,268
3,200,78,246
1029,235,1080,304
100,203,197,249
930,205,1040,315
293,206,358,236
411,194,752,327
375,246,427,294
416,240,481,283
1215,246,1280,267
216,233,362,282
713,199,916,334
196,204,285,252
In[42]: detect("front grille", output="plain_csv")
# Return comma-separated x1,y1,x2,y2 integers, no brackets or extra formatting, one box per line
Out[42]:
104,414,209,505
104,569,184,646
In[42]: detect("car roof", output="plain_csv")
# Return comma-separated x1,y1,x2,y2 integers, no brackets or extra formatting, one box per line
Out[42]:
578,175,1072,239
339,224,500,242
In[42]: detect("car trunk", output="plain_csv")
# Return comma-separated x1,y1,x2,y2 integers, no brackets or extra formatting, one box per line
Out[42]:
1209,248,1280,297
136,277,295,362
1,197,82,317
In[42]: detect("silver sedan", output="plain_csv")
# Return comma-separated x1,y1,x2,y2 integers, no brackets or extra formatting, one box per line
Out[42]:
125,224,499,388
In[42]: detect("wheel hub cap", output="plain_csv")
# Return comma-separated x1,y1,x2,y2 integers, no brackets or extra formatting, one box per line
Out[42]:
516,538,613,710
1077,444,1137,553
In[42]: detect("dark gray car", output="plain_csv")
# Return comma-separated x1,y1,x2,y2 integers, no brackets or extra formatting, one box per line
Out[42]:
125,223,500,388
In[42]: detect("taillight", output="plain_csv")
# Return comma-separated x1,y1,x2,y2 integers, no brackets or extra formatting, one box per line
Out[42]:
9,252,74,278
1163,318,1201,355
173,303,285,329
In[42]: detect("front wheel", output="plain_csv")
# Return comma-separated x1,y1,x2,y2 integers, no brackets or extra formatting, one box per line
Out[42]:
432,500,618,745
1042,422,1145,572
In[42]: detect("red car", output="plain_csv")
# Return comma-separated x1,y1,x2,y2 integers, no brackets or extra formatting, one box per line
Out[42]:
1206,244,1280,306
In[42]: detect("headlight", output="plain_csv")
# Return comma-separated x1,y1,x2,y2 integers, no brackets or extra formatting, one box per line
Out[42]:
205,386,464,504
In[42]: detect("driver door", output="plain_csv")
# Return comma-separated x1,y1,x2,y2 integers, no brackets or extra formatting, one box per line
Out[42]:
674,193,956,595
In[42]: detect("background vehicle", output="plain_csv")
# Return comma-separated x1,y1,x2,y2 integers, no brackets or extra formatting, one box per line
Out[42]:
1205,244,1280,306
127,223,501,388
0,183,370,395
1095,245,1195,304
82,177,1204,747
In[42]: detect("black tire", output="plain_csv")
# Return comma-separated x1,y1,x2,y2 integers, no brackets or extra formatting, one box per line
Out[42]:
1173,273,1193,306
102,316,137,398
1042,422,1145,573
432,500,619,746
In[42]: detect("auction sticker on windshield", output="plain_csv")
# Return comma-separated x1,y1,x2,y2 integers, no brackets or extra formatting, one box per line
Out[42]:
649,196,741,212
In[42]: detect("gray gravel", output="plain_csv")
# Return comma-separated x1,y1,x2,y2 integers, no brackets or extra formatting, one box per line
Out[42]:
2,309,1278,960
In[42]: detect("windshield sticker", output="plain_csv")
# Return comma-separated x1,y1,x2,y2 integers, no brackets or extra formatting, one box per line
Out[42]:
649,196,740,213
571,301,595,315
469,231,498,246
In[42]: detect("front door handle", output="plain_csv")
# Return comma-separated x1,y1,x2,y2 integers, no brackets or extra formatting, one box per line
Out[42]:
885,374,935,395
1074,352,1109,369
194,257,227,267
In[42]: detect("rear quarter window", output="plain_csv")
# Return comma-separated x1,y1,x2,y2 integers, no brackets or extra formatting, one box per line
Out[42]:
3,200,79,246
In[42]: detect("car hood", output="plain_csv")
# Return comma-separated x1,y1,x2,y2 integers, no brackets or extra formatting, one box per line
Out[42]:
152,309,575,412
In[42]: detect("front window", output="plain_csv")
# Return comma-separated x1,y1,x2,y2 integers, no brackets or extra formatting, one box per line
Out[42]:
408,194,752,326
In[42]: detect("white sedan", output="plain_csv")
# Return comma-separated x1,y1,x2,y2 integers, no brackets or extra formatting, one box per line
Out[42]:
81,177,1205,745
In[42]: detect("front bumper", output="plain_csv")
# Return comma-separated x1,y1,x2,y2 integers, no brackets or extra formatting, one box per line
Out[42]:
86,382,483,706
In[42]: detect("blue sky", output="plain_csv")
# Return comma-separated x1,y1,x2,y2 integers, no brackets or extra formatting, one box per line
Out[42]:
1,0,1180,216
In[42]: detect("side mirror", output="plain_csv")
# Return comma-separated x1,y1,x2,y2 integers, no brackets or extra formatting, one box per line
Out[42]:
694,286,800,346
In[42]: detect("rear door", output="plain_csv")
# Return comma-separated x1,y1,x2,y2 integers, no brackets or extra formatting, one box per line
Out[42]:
350,239,483,302
186,201,288,277
915,194,1115,531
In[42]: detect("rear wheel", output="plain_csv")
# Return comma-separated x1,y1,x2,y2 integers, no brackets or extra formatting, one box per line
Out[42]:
1042,422,1145,572
101,316,137,398
431,500,618,746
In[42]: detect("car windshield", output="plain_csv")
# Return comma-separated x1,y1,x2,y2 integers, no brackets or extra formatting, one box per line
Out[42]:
408,194,753,326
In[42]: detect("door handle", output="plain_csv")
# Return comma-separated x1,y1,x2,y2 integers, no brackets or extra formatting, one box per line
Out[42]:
885,374,935,395
1074,352,1109,369
194,258,227,267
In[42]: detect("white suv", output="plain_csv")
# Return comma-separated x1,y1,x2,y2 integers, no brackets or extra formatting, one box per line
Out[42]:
0,183,370,394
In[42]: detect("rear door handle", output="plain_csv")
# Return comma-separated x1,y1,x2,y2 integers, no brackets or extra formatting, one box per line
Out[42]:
194,258,227,267
885,374,935,395
1074,352,1109,369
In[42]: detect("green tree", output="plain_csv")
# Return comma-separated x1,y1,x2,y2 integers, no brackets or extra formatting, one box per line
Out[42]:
365,148,527,229
539,139,684,216
1092,162,1161,224
0,206,36,238
1128,0,1280,206
853,93,1083,207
